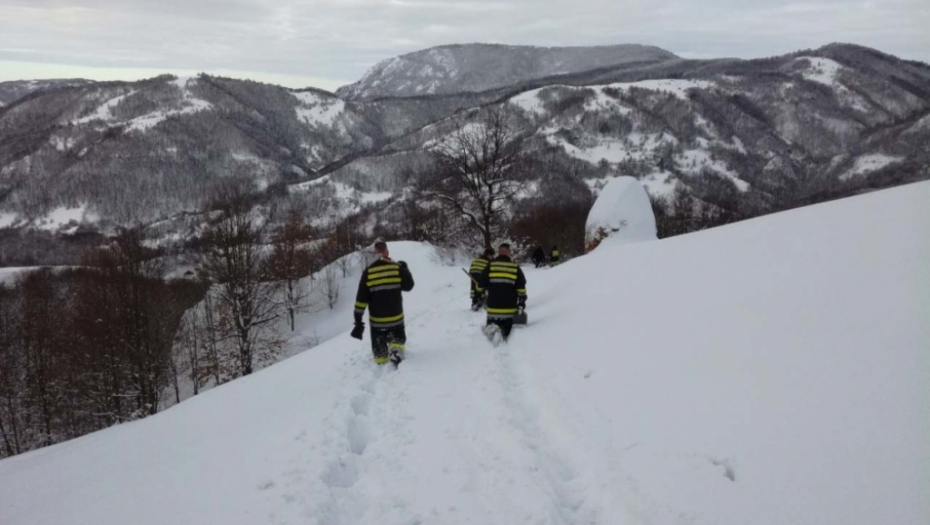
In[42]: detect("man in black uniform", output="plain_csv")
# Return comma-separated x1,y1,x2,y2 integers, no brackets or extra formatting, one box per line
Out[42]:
476,243,527,344
468,248,495,311
550,245,560,265
532,246,546,268
351,241,415,365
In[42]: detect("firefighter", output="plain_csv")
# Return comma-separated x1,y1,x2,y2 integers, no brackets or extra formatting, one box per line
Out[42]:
351,241,415,365
550,245,561,265
469,248,495,310
532,245,546,268
477,243,527,344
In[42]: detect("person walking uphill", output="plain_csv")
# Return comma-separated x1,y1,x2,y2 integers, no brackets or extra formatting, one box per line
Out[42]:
550,245,561,265
476,243,527,345
351,241,415,365
532,246,546,268
469,248,495,311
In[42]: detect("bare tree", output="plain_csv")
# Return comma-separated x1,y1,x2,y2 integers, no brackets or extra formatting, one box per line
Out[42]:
421,107,528,250
320,264,340,310
199,183,281,377
268,211,316,331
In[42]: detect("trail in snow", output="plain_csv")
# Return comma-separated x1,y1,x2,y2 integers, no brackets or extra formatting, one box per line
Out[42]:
2,184,927,525
257,274,616,525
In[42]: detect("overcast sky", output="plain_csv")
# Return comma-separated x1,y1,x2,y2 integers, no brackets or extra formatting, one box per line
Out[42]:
1,0,928,91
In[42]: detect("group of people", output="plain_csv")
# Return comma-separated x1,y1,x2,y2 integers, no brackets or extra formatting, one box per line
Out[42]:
531,245,560,268
350,241,528,365
468,244,528,344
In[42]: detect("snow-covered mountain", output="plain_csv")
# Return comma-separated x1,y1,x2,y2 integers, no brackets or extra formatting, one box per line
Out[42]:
324,44,930,211
1,43,929,260
0,79,94,107
2,180,927,525
336,43,678,99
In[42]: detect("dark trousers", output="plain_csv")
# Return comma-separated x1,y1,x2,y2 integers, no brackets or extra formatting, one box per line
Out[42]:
371,325,406,361
486,317,514,339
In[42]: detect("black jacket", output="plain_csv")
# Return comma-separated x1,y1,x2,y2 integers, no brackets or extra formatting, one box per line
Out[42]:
477,255,527,319
469,255,492,292
354,257,414,328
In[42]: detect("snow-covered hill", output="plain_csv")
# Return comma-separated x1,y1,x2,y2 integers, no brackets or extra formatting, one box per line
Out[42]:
0,79,94,107
2,43,929,249
2,182,927,525
336,43,678,100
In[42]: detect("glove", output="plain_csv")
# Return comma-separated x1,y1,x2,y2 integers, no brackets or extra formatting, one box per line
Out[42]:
350,322,365,340
518,296,527,310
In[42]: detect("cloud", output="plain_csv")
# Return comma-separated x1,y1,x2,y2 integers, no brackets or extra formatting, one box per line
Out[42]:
0,0,927,90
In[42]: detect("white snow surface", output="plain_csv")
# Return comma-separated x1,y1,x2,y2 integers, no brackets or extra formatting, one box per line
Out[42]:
72,90,137,124
0,267,34,284
840,153,905,181
34,204,98,231
510,79,712,115
293,91,346,127
795,56,844,85
0,211,19,228
2,183,929,525
639,170,679,197
585,176,657,248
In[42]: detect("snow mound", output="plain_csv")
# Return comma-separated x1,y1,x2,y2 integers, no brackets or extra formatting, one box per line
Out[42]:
585,175,657,250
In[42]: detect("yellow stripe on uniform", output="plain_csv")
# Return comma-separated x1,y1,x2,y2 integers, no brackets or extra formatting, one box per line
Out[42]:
370,313,404,323
368,270,400,280
367,277,403,287
355,302,368,309
489,273,517,279
374,357,390,364
491,262,519,268
487,307,518,314
516,289,526,294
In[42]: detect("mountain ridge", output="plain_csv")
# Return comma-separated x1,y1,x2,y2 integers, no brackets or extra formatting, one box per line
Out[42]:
336,43,680,100
1,43,928,264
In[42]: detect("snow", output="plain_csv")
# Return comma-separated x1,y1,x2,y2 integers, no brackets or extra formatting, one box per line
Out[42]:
731,135,747,154
48,135,75,152
640,170,679,197
0,211,19,228
73,90,137,124
0,267,34,284
126,78,213,132
126,98,213,132
840,153,904,181
510,79,712,115
904,114,930,135
34,204,96,231
678,149,750,191
293,91,346,127
585,175,657,248
0,267,70,284
605,79,715,100
546,131,674,165
585,89,633,114
795,56,844,85
509,88,546,114
2,183,929,525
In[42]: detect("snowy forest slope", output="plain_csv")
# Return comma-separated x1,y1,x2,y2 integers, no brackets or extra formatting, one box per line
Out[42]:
1,181,927,525
1,43,928,244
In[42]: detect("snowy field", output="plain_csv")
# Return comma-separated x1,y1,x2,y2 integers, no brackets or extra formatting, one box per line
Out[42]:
0,182,927,525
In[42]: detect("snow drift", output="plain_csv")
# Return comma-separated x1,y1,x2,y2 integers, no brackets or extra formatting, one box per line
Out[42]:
585,175,657,249
1,183,927,525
